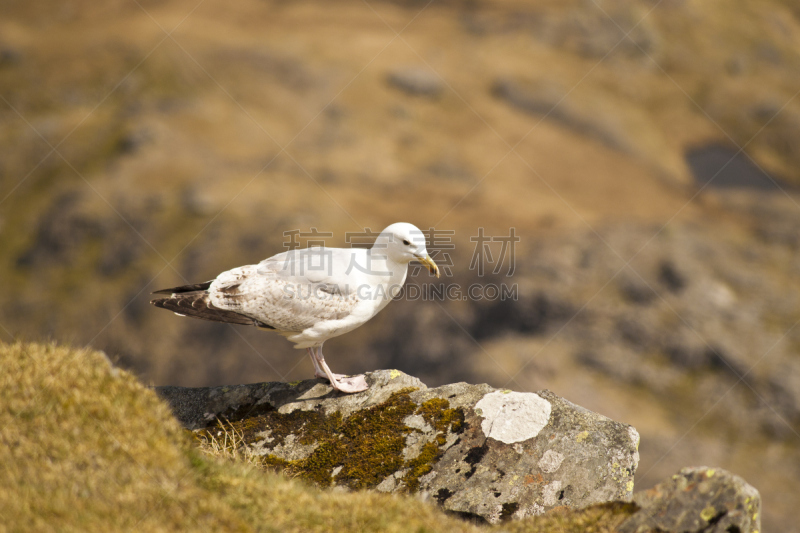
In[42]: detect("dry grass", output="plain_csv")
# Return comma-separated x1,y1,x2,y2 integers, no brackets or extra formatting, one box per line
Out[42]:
195,420,264,467
0,340,638,533
0,341,249,532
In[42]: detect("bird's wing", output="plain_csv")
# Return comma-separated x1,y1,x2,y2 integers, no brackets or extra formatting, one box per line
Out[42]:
208,248,365,333
256,247,366,288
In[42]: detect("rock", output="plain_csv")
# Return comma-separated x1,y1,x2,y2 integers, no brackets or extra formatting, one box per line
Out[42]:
619,467,761,533
156,370,639,523
685,144,788,191
387,67,444,98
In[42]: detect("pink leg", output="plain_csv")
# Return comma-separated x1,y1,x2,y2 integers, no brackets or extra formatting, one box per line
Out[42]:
308,347,326,378
313,345,368,393
309,346,349,381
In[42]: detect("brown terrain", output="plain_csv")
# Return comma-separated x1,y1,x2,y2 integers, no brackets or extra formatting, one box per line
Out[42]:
2,0,800,530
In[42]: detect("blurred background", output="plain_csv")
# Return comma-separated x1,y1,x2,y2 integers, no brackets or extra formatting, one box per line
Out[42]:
2,0,800,529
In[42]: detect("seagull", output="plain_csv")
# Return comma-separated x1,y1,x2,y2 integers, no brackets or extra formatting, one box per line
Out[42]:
151,222,440,393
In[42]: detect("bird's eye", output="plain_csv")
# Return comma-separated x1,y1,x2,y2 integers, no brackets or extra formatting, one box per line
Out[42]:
403,239,411,246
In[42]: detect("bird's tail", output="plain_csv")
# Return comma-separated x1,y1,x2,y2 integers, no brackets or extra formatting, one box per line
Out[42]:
151,281,214,295
150,282,274,329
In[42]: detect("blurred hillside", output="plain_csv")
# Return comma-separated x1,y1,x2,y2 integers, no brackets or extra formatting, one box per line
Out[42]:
1,0,800,530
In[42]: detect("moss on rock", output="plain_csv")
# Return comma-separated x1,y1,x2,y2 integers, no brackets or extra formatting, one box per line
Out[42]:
403,442,441,492
417,397,466,435
199,387,467,492
402,398,466,491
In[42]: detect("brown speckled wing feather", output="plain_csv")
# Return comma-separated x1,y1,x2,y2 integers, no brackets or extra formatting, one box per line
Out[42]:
150,289,275,329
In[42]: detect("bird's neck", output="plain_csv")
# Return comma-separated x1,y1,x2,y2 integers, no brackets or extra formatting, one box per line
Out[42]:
366,249,409,284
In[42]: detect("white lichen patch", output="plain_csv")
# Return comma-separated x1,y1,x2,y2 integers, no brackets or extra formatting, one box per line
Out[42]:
418,470,437,486
403,430,434,461
277,401,313,414
251,433,319,460
513,502,545,521
376,471,411,493
475,391,552,444
254,429,275,445
403,414,432,432
375,475,396,492
628,426,640,447
513,507,530,520
538,449,565,473
542,480,562,506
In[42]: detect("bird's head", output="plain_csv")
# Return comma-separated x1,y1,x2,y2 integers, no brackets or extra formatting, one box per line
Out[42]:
374,222,440,277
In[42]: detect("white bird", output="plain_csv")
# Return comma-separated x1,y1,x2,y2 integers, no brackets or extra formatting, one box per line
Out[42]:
151,222,440,393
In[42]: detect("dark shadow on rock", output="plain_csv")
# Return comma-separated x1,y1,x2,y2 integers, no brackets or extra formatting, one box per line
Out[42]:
155,376,339,430
686,144,792,191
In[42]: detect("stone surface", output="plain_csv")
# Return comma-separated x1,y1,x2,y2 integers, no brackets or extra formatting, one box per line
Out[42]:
156,369,639,523
386,67,444,98
619,467,761,533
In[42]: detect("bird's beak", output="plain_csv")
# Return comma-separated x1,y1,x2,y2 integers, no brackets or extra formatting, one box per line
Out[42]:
416,254,440,278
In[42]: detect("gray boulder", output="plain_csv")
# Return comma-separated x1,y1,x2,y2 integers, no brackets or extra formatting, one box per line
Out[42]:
156,369,639,523
619,466,761,533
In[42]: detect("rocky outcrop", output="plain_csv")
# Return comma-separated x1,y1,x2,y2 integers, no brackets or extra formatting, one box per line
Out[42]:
619,467,761,533
157,371,762,531
157,369,639,523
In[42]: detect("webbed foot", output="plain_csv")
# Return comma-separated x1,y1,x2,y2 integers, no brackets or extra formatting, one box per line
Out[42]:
330,374,369,393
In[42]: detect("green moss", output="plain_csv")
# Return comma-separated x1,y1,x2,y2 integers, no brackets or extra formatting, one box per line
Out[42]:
417,397,466,434
261,455,291,469
400,398,466,492
197,388,418,489
330,391,418,489
203,388,469,493
402,442,440,492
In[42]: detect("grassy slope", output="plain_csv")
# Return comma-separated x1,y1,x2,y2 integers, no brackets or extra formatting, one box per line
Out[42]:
0,341,635,533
